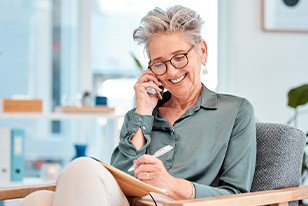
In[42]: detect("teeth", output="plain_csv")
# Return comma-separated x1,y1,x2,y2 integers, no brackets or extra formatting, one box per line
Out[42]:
171,75,185,83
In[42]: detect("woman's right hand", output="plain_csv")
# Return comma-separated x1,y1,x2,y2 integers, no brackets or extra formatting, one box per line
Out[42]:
134,70,163,115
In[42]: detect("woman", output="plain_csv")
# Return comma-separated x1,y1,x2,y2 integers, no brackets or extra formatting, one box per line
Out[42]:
20,5,256,206
111,4,256,200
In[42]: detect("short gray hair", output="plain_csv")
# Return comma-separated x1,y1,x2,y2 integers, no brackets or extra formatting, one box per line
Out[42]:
133,5,204,52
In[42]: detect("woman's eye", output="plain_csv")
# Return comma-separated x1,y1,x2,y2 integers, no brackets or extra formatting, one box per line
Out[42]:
152,62,164,69
173,54,186,62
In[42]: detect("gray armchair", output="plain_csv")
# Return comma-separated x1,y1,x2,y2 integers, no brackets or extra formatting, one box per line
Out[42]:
251,123,306,205
1,123,307,206
165,122,307,206
252,123,305,193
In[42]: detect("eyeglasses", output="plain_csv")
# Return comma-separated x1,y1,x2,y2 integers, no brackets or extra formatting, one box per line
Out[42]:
148,45,195,76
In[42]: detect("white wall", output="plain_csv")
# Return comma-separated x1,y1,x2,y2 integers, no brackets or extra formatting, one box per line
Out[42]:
218,0,308,131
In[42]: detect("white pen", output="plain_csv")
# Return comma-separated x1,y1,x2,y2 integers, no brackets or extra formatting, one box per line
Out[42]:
127,145,174,172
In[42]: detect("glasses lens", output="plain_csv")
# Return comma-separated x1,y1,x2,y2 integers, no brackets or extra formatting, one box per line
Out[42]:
151,62,166,75
171,54,188,68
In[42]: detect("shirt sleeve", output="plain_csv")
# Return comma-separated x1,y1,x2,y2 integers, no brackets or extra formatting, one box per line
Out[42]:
110,109,154,175
195,99,256,198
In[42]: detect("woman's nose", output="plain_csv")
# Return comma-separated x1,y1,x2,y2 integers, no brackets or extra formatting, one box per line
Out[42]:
165,61,178,75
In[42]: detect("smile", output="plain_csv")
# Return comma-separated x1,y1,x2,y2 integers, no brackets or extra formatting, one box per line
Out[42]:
170,74,186,84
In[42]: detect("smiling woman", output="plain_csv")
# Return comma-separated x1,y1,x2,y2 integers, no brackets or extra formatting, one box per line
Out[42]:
110,4,256,203
92,0,218,89
92,1,218,142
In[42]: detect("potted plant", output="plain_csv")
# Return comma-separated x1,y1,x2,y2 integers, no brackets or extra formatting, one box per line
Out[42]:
287,84,308,127
81,90,92,106
130,52,144,72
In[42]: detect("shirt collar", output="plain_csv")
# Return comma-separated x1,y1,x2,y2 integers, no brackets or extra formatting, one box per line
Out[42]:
152,84,217,128
156,83,217,110
199,84,218,110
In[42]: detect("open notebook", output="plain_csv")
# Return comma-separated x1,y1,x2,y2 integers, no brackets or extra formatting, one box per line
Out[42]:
92,157,168,198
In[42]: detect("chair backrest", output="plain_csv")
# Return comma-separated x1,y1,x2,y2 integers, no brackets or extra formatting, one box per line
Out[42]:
251,122,306,205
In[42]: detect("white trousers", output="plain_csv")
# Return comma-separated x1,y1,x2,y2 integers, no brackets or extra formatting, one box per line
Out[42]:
20,157,130,206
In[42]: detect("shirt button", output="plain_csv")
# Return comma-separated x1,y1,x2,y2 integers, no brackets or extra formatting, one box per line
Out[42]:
142,125,146,130
138,118,142,122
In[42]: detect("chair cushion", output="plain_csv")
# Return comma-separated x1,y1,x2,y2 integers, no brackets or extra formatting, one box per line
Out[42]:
251,122,306,192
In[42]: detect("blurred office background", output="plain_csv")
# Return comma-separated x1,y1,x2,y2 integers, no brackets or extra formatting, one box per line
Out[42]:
0,0,307,179
0,0,217,178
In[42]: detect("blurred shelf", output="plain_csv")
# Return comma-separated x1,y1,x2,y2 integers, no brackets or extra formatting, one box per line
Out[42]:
54,106,115,113
0,112,124,120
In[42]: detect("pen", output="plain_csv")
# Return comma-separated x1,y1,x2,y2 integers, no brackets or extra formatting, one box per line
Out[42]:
127,145,174,172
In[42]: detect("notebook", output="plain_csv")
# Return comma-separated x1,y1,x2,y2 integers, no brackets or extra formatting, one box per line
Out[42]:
92,157,168,198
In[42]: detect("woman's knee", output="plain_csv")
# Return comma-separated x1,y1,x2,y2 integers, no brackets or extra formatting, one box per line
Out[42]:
20,190,54,206
67,157,98,168
57,157,104,184
61,157,99,175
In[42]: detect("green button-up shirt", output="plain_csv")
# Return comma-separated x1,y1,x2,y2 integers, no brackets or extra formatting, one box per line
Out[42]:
111,84,256,198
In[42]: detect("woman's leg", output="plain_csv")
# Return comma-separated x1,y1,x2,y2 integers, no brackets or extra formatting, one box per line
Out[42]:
52,157,129,206
19,190,54,206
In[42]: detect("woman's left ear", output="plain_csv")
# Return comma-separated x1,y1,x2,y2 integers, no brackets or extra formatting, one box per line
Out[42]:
199,40,208,64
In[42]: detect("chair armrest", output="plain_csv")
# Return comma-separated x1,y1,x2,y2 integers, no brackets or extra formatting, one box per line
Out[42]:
164,185,308,206
2,184,308,206
0,184,56,200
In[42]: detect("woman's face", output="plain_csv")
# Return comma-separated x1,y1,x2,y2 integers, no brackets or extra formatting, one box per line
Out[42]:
148,32,207,99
